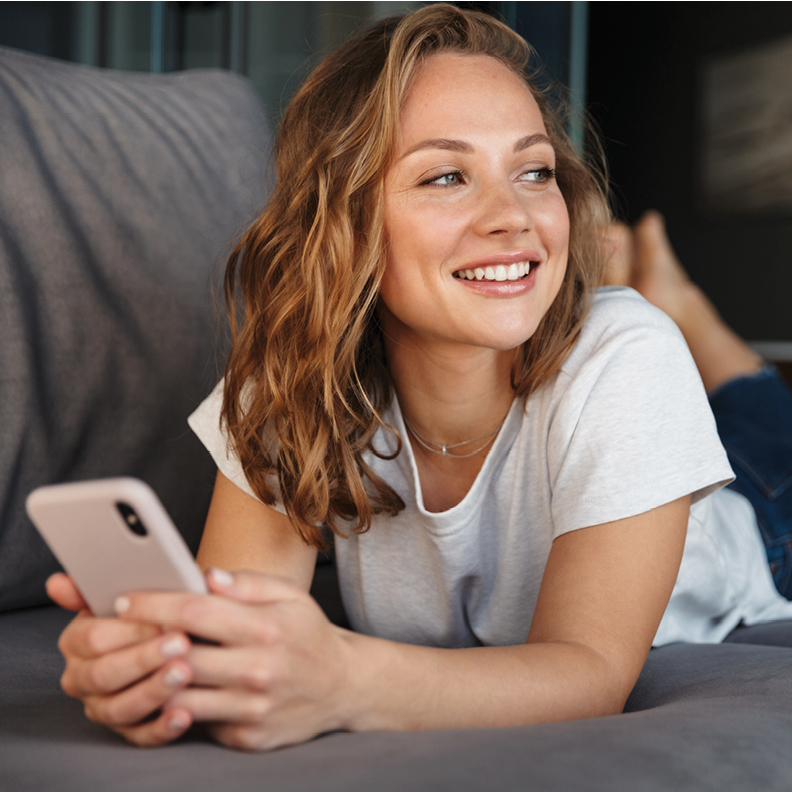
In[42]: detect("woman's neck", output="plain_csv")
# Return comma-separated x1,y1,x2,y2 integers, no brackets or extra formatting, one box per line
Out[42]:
385,333,516,451
384,334,515,512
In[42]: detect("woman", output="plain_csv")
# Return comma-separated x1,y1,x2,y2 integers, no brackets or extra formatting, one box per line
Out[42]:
45,5,790,750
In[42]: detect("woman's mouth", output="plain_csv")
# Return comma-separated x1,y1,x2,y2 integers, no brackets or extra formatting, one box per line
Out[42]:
452,261,537,282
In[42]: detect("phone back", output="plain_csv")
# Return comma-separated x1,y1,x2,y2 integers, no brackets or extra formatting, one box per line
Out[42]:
26,478,207,616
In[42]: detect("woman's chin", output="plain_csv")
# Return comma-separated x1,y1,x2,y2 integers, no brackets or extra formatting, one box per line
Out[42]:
448,330,540,356
471,322,543,353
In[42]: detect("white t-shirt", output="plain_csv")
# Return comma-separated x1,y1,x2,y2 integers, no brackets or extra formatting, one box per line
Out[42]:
188,287,792,647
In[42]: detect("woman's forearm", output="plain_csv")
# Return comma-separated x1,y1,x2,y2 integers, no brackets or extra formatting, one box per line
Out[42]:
336,630,630,733
110,570,653,750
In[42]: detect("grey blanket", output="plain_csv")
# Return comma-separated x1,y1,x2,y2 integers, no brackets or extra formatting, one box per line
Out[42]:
2,606,792,791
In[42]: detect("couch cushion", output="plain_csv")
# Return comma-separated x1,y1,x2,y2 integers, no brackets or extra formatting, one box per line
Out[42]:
3,607,792,791
0,47,271,610
723,617,792,647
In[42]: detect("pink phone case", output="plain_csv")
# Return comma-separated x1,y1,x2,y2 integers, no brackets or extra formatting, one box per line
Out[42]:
26,477,207,616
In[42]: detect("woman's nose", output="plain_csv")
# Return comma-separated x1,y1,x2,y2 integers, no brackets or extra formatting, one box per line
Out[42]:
473,182,534,238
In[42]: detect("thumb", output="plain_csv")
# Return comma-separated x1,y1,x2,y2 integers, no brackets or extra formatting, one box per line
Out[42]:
46,573,89,612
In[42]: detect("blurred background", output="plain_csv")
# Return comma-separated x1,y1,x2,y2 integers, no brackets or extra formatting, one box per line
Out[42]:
1,1,790,355
589,2,792,362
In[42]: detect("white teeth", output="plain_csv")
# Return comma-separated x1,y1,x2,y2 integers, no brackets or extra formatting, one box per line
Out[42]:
456,261,535,281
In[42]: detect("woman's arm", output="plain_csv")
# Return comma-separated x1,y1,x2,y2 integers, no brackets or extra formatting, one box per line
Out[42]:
336,493,690,730
196,471,318,590
115,492,689,748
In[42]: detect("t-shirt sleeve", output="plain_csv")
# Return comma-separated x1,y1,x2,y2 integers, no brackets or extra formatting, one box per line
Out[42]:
186,379,263,503
547,321,735,540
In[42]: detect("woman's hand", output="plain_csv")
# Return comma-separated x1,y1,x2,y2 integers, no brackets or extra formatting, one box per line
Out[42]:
116,569,353,751
46,573,195,746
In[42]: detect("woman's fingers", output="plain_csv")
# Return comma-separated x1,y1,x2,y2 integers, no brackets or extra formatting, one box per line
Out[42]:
82,658,193,728
207,722,268,752
205,568,303,605
51,583,205,748
170,685,272,724
59,611,163,659
58,619,195,747
109,571,310,647
173,686,328,752
46,573,88,611
103,575,350,751
115,591,288,646
63,631,191,697
184,644,279,690
115,707,193,747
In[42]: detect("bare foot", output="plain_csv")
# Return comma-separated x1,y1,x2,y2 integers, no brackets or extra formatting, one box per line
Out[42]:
627,210,763,391
630,211,698,327
601,222,635,287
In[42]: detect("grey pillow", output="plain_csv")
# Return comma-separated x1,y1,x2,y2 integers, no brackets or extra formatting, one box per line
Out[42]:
0,47,271,611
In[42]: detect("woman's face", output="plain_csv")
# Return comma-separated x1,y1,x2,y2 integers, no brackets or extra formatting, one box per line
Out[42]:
380,53,570,355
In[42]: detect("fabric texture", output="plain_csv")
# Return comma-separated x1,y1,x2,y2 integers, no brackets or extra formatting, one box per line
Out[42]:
190,287,769,648
0,47,271,611
4,605,792,791
709,365,792,597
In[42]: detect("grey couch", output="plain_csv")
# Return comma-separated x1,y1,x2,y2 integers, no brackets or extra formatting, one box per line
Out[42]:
3,46,792,792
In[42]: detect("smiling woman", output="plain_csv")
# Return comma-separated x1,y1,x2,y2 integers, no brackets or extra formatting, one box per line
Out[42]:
217,6,609,544
380,53,570,357
44,3,780,753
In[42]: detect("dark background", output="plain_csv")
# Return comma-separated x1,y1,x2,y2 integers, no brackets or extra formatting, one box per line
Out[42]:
2,1,791,344
587,1,792,344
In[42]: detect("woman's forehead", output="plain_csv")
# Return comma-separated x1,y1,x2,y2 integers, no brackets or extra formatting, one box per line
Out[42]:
404,52,533,105
396,53,547,150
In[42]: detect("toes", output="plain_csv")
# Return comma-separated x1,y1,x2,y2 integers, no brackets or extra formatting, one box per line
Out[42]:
637,209,666,229
601,222,635,287
635,211,679,266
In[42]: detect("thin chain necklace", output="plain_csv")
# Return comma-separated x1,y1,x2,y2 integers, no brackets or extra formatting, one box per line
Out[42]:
402,413,507,459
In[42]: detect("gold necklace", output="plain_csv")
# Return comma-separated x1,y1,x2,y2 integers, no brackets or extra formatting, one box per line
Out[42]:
402,414,506,459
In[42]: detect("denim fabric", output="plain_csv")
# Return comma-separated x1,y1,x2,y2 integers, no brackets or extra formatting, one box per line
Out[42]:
709,366,792,599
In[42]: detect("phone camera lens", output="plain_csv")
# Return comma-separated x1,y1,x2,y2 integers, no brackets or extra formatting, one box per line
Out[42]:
116,503,147,537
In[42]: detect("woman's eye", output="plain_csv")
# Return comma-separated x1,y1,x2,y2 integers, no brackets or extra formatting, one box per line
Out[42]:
519,167,556,184
423,171,463,187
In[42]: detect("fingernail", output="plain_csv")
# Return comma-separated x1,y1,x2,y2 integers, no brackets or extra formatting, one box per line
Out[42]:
160,635,189,659
164,666,189,687
208,567,234,587
168,712,190,731
114,596,130,614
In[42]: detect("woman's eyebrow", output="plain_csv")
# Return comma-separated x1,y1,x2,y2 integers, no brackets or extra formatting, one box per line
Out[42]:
514,133,552,152
399,138,473,160
399,133,552,161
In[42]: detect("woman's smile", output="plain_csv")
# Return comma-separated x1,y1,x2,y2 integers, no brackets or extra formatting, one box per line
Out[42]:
451,249,541,297
380,52,570,354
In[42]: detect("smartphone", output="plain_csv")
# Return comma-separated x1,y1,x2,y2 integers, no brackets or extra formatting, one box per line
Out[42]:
26,477,207,617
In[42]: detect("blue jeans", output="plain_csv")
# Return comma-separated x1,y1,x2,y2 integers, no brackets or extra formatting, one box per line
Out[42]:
709,366,792,599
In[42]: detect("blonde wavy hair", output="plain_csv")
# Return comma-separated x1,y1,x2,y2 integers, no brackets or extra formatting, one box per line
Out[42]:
222,3,610,548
